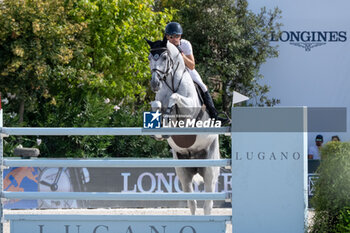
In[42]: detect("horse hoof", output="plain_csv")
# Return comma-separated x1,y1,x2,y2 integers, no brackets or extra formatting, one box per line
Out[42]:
151,135,164,141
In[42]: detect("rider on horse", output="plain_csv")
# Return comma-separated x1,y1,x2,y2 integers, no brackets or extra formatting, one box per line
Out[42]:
165,22,230,125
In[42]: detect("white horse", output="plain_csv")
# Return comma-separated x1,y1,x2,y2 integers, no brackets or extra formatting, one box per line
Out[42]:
146,37,220,215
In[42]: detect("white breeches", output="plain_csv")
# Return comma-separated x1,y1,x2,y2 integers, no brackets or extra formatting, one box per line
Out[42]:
187,68,208,92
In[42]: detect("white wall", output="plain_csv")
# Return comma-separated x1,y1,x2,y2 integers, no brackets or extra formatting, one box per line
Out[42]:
248,0,350,146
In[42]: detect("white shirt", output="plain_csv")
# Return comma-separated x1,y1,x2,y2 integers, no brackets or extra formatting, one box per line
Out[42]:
308,145,321,160
179,39,193,56
177,39,208,92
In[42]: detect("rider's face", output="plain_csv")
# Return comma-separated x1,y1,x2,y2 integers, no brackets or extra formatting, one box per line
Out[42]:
166,34,181,46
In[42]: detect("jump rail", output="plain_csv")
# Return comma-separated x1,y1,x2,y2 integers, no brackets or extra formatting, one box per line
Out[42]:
0,126,231,136
0,118,232,233
0,126,231,202
2,192,230,201
0,107,308,233
3,158,231,168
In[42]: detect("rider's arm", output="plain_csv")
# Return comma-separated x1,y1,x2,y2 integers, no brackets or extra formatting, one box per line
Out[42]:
178,40,195,70
182,53,195,70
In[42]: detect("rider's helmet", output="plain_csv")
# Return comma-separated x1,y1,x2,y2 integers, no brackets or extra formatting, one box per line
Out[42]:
165,22,183,35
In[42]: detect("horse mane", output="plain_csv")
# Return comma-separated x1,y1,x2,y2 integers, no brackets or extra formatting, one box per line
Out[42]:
166,41,180,61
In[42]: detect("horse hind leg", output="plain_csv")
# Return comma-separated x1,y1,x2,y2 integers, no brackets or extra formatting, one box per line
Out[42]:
203,166,220,215
175,167,197,215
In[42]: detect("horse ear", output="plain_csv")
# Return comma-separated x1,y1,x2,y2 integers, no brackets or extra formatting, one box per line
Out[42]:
161,35,168,46
144,38,154,47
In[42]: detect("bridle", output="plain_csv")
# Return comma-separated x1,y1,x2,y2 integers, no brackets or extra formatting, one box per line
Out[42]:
150,47,186,93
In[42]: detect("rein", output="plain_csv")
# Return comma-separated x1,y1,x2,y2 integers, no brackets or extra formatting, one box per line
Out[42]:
150,48,186,94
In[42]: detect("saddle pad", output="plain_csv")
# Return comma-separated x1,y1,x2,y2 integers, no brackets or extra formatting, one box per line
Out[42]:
171,135,197,148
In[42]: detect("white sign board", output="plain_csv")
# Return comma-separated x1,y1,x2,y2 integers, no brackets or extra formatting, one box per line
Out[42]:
6,215,230,233
231,107,307,233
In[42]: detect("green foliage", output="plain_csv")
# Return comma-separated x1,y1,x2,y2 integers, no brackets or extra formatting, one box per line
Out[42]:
38,94,114,158
0,0,91,122
108,105,170,158
336,207,350,232
0,0,173,121
3,94,170,158
156,0,281,111
77,0,174,104
0,0,173,158
219,135,231,159
310,142,350,232
4,94,114,158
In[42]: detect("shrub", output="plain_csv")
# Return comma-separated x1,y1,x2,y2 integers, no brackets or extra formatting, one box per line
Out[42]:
336,207,350,232
108,105,170,158
310,141,350,232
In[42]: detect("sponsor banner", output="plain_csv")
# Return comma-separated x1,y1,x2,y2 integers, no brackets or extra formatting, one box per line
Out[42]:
248,0,350,144
3,167,39,209
4,164,319,209
271,30,347,52
57,167,232,209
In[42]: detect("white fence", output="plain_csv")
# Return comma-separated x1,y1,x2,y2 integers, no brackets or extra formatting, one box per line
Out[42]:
0,107,308,233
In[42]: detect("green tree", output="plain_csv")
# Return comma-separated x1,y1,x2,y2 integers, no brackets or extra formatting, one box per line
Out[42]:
0,0,173,157
156,0,281,111
0,0,91,123
76,0,174,107
0,0,173,124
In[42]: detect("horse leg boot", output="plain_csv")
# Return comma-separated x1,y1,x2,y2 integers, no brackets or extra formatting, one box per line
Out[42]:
203,91,230,125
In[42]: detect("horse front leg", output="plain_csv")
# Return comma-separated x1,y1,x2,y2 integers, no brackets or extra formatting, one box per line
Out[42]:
151,100,162,112
150,101,169,140
167,93,195,114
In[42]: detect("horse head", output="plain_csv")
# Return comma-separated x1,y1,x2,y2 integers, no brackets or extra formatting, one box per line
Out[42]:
145,36,182,93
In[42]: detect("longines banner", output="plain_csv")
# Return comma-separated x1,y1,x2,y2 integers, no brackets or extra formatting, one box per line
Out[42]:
270,30,347,52
248,0,350,144
3,167,231,209
3,164,318,209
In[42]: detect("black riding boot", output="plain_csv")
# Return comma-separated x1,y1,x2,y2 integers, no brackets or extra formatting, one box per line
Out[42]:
203,91,231,125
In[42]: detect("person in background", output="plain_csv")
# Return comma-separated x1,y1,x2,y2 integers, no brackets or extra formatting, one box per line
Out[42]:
331,135,340,142
308,134,323,160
